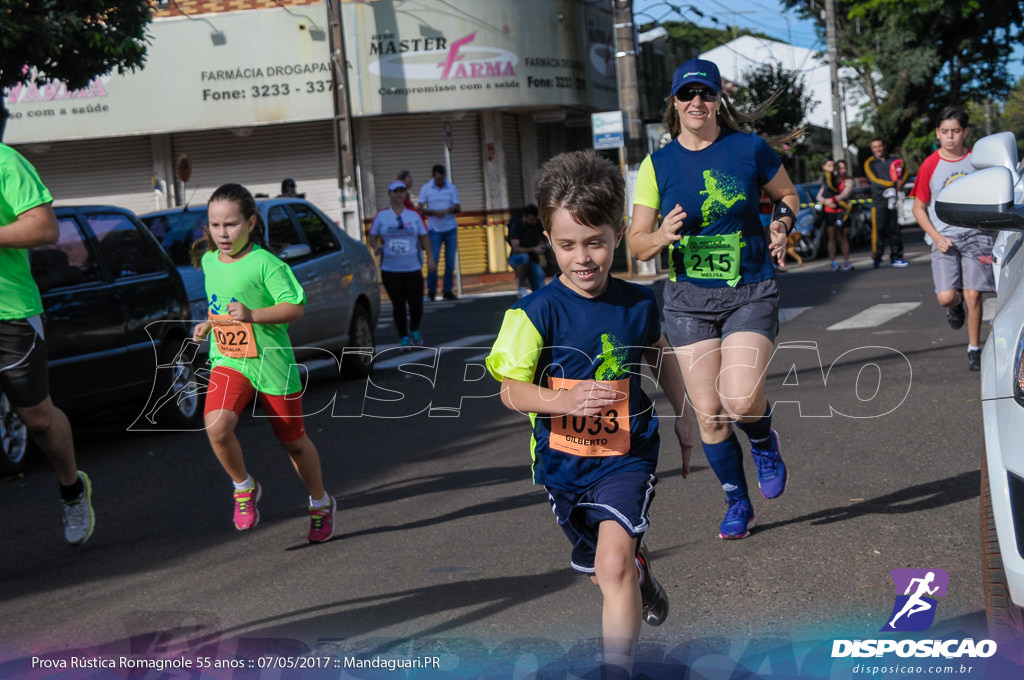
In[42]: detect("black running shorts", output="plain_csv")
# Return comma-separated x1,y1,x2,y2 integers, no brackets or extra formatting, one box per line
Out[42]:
0,317,50,408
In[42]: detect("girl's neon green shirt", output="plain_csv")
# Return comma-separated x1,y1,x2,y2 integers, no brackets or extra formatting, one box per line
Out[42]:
201,245,306,395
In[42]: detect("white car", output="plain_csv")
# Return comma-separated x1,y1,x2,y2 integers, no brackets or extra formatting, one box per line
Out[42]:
897,178,916,227
935,131,1024,639
142,198,381,379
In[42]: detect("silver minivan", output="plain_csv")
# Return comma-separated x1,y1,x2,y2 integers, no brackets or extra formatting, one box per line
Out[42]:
142,198,380,379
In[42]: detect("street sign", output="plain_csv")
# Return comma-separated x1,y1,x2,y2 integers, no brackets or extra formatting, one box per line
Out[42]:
592,110,625,150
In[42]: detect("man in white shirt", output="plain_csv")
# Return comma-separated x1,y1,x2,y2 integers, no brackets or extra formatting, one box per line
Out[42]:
418,164,462,300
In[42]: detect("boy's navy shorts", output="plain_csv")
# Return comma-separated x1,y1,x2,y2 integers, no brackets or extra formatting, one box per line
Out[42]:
546,470,657,573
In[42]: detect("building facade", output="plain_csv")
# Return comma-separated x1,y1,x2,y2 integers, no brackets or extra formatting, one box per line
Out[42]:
4,0,617,278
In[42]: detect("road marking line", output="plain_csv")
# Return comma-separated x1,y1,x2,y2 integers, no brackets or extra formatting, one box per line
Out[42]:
826,302,921,330
373,334,497,371
779,306,812,325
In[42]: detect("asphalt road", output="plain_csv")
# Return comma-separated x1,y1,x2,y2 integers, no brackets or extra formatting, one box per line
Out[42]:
0,229,1010,678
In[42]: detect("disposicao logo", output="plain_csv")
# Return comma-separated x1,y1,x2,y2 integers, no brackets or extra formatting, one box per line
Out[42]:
830,568,998,660
882,568,949,632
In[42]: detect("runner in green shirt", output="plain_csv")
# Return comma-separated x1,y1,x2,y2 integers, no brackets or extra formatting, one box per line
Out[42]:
191,183,336,543
0,143,94,545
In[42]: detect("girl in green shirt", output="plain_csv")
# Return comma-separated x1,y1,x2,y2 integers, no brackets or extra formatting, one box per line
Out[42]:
192,183,335,543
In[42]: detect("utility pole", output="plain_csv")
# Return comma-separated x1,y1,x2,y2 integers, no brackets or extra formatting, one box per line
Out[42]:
613,0,643,167
825,0,845,163
325,0,361,241
612,0,655,275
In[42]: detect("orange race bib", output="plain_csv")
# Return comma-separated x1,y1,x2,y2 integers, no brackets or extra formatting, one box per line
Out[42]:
548,376,630,457
209,312,257,358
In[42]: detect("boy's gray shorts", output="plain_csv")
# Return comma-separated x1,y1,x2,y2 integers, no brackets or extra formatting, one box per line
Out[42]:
663,278,780,347
931,231,995,294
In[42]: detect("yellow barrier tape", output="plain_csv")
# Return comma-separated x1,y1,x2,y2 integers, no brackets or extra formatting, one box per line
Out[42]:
799,199,872,209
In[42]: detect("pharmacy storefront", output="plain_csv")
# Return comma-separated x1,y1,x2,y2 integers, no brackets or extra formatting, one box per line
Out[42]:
4,0,616,275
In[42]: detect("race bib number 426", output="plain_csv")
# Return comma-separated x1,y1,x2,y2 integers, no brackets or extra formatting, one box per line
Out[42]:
547,376,630,457
209,313,257,358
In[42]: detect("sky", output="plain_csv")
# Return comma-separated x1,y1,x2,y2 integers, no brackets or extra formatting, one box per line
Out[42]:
633,0,823,52
632,0,1024,82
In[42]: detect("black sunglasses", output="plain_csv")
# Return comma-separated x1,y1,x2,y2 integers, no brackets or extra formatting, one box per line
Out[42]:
676,86,720,102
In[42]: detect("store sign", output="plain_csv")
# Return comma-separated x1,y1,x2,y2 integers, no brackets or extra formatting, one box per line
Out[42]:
3,1,619,144
592,111,625,150
345,0,617,116
3,7,334,144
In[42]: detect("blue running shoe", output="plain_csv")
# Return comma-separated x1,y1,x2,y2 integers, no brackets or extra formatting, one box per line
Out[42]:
719,498,755,539
751,429,788,499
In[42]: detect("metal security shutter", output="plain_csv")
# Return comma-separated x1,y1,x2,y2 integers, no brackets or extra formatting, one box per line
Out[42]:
170,121,339,220
365,113,484,216
447,114,484,213
17,137,155,215
365,113,488,276
536,123,553,167
365,114,447,216
502,113,524,210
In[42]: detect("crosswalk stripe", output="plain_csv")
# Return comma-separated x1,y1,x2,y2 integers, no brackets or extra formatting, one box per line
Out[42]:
779,306,811,325
826,302,921,330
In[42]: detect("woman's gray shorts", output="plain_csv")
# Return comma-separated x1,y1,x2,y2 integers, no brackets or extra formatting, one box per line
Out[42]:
663,278,780,347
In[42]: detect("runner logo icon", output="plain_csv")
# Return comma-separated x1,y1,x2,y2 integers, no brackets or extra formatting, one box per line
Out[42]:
881,568,949,632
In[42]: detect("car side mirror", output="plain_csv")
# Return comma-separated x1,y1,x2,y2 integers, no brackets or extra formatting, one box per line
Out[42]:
278,243,312,261
935,166,1024,231
971,131,1021,184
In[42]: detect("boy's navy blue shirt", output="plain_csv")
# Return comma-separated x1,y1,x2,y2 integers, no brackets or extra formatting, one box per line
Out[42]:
486,275,663,494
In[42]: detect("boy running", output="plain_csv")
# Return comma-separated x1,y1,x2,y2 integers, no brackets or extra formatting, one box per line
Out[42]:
486,151,693,679
911,105,994,371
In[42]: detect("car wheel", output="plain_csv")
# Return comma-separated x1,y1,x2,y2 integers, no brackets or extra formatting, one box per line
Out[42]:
150,340,204,428
341,304,375,379
0,392,29,477
981,452,1024,641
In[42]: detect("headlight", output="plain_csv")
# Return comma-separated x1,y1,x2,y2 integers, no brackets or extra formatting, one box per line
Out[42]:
796,212,813,235
1014,327,1024,406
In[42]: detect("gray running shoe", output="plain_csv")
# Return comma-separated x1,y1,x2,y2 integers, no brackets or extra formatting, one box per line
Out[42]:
62,471,95,546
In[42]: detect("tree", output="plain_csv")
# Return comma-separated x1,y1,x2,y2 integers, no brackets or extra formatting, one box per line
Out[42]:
0,0,152,140
780,0,1024,153
737,61,816,139
635,19,781,123
996,78,1024,155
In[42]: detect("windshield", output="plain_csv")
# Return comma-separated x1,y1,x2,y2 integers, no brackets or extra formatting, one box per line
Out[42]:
141,210,207,267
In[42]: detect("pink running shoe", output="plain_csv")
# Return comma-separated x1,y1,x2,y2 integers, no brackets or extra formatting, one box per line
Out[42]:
308,496,336,543
233,481,262,531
